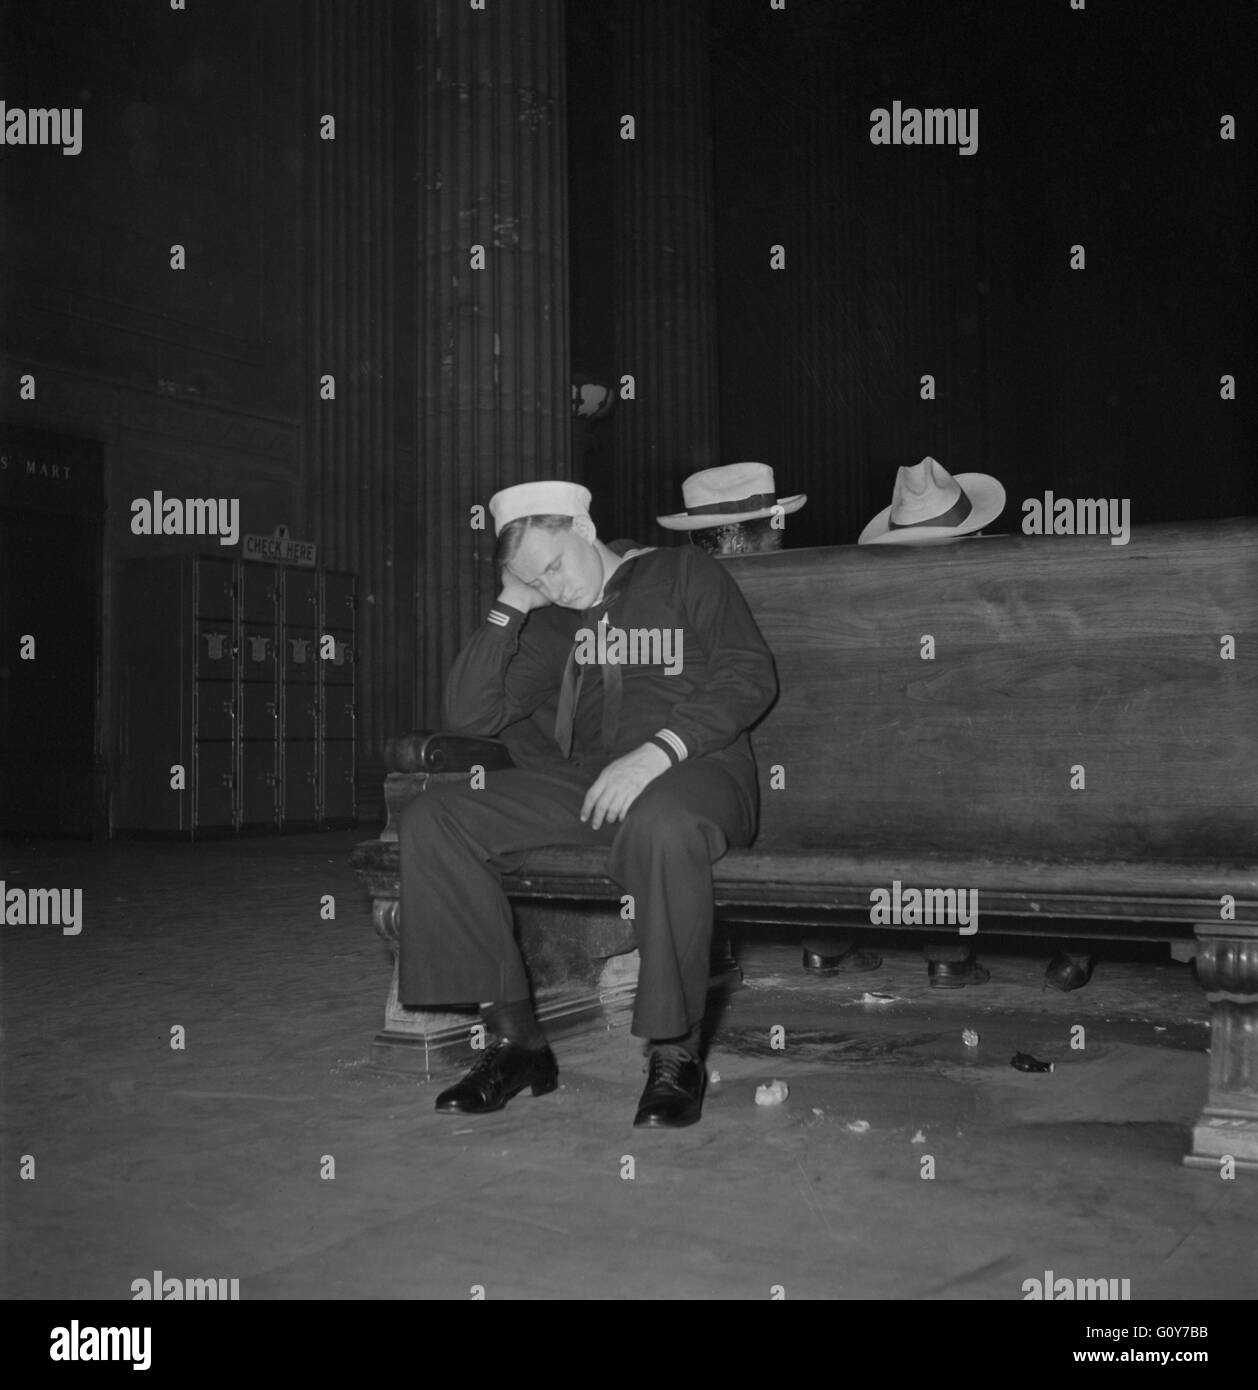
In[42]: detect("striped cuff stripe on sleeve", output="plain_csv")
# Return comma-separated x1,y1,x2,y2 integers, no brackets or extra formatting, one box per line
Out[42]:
653,728,689,763
487,607,511,627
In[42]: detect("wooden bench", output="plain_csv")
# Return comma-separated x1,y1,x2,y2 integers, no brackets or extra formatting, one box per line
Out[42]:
351,517,1258,1169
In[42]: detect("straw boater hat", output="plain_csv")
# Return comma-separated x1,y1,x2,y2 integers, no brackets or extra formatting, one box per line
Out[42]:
488,481,592,535
858,456,1005,546
656,463,807,531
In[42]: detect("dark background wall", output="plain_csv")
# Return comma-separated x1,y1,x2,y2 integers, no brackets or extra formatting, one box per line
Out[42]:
568,0,1257,546
0,0,305,535
0,0,310,831
2,0,1254,833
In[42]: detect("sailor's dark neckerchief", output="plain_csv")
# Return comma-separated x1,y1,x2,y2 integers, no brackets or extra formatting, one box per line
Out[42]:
553,545,655,757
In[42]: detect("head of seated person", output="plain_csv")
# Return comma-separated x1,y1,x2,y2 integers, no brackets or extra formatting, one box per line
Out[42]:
688,516,783,557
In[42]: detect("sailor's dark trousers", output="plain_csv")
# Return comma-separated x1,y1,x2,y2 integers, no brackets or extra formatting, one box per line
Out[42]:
397,757,755,1040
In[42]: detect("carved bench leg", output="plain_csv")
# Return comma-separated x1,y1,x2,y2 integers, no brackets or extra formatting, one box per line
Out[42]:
368,897,480,1075
1184,922,1258,1172
373,956,482,1074
366,894,629,1075
598,949,640,1020
363,887,747,1072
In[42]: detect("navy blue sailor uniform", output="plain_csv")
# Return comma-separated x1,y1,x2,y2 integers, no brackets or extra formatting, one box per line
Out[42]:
397,540,779,1040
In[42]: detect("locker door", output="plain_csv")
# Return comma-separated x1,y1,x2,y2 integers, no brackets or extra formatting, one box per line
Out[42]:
240,563,279,622
195,741,235,829
279,567,320,829
195,622,237,743
239,680,279,742
321,739,356,822
196,680,236,744
238,562,279,828
322,681,355,741
239,742,278,827
283,677,319,741
195,557,236,619
283,742,319,825
284,568,320,626
191,557,239,833
281,626,319,738
239,627,278,684
195,622,236,678
319,570,356,824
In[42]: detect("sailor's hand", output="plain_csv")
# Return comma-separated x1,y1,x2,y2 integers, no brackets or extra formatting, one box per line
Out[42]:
497,573,550,614
580,743,671,830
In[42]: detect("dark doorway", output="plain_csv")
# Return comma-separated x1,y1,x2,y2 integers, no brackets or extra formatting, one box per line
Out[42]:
0,427,104,838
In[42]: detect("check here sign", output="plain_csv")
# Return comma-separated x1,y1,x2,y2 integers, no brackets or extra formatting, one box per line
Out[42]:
243,527,317,567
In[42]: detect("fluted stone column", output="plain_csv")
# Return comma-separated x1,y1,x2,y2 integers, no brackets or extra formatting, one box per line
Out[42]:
349,1,571,1065
784,10,864,549
612,0,719,539
415,0,571,724
302,0,402,773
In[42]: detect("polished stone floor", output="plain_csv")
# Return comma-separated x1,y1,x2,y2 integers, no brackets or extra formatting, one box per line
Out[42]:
1,831,1253,1301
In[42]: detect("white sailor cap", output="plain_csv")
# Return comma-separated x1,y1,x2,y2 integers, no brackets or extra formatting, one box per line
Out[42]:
488,480,593,535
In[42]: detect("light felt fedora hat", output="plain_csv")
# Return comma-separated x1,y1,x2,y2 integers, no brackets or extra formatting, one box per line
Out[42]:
858,456,1005,545
656,462,807,531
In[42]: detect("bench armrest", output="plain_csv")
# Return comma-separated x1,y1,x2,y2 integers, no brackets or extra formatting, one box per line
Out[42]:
385,730,517,774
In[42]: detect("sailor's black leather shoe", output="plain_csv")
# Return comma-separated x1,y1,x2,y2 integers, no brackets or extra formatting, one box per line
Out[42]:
633,1047,705,1129
434,1037,558,1115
